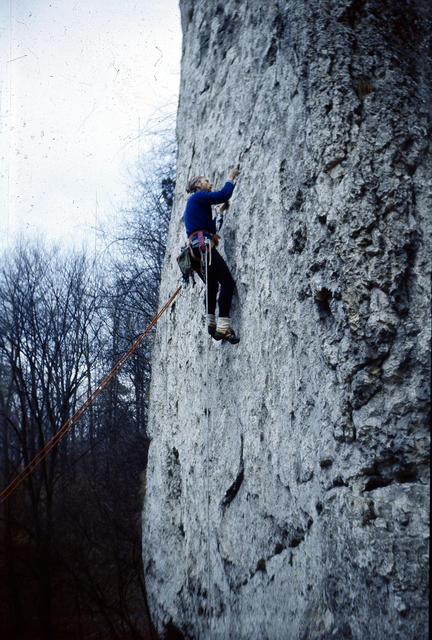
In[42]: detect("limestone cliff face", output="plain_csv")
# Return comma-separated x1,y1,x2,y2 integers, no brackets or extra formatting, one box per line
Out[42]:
142,1,431,638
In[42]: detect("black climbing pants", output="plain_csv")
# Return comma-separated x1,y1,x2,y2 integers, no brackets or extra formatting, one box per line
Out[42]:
193,247,235,317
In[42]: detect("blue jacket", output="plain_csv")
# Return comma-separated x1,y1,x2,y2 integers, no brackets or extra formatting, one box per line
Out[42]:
184,181,235,237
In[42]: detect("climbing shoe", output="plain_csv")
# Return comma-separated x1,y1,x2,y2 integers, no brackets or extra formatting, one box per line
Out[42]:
207,314,216,338
208,325,216,338
213,327,240,344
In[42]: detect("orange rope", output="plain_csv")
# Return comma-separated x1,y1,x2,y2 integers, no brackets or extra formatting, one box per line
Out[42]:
0,285,182,505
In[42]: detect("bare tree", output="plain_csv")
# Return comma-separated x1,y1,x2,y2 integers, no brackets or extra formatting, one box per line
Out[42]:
106,132,175,429
0,129,175,639
0,242,103,639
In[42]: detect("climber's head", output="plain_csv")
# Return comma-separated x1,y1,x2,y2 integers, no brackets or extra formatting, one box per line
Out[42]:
186,176,212,193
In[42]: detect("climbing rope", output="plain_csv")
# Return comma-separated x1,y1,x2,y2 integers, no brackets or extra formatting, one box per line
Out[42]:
197,239,213,627
0,285,182,506
205,242,212,633
203,242,212,625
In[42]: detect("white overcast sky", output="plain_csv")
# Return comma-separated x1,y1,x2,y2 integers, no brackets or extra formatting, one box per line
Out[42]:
0,0,181,250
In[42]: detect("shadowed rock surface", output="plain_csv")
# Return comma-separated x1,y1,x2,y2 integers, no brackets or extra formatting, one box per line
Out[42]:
142,1,431,638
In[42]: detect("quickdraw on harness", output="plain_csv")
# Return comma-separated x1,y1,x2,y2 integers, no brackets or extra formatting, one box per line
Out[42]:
177,231,217,286
191,230,214,267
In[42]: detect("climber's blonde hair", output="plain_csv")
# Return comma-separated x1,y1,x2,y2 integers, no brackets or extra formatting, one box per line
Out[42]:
186,176,204,194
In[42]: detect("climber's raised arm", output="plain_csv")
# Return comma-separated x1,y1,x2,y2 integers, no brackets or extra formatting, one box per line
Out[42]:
186,168,239,206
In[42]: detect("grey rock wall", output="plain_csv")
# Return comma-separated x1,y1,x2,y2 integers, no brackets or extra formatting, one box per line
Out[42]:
142,1,431,638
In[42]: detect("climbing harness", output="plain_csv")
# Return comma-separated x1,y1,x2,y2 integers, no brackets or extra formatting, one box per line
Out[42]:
0,285,182,506
177,201,225,286
177,229,220,287
190,230,218,257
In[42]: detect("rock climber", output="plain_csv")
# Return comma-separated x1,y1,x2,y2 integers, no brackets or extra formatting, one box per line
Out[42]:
184,167,240,344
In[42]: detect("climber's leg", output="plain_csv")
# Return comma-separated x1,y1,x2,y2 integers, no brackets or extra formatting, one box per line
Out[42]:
205,252,219,316
209,249,240,344
209,248,235,317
